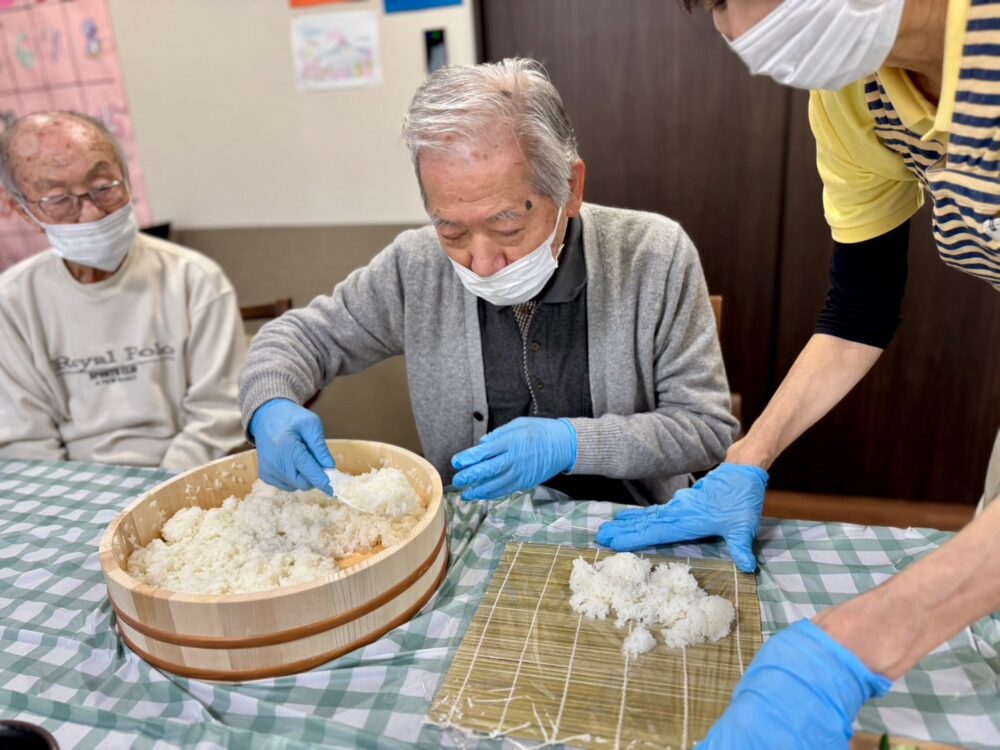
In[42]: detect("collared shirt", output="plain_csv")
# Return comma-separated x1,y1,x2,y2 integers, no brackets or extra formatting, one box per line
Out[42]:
478,216,633,503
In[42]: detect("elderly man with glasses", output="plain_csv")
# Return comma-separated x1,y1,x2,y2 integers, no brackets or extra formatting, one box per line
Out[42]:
239,58,736,503
0,111,246,469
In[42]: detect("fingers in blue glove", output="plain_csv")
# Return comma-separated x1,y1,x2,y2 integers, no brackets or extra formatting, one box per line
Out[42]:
723,528,758,573
294,469,323,493
611,506,660,522
596,498,687,545
453,416,577,499
595,516,653,546
602,464,769,557
697,619,891,749
291,442,333,495
300,417,335,471
258,468,300,493
451,440,507,471
608,487,697,523
594,517,688,551
453,453,510,489
460,469,521,501
595,523,650,551
250,398,337,495
259,464,322,494
478,417,527,442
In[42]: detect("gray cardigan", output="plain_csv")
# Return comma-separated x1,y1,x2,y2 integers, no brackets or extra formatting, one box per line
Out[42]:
239,203,737,503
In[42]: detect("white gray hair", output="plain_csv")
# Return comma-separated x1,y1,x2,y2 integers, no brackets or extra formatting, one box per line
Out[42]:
401,58,579,206
0,111,130,199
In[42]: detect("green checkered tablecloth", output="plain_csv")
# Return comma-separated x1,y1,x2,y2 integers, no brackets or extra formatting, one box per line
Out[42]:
2,458,999,749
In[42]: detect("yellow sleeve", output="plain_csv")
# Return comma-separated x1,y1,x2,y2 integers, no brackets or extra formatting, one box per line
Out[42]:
809,85,924,243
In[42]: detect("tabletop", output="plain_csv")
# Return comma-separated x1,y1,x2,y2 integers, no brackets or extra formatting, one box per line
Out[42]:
2,458,999,749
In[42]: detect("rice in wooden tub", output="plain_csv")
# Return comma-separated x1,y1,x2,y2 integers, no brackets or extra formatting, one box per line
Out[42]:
127,467,424,595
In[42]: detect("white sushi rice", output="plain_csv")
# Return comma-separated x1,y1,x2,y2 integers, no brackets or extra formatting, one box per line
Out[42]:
127,470,424,595
622,625,657,658
568,552,735,658
326,467,423,518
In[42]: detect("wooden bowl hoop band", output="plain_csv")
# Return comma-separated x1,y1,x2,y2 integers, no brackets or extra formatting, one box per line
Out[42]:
118,548,449,682
110,525,447,648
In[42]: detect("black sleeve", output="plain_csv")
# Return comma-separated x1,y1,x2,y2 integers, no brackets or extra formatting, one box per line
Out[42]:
814,220,910,348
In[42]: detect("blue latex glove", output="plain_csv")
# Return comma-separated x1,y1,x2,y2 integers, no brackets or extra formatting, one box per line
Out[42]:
248,398,334,494
697,619,892,749
594,462,768,572
451,417,578,501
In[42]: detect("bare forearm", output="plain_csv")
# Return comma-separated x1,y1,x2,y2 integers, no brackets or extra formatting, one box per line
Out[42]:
727,333,882,469
815,499,1000,679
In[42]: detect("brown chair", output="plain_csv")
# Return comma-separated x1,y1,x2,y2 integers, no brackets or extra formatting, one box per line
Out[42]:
239,297,321,411
709,294,742,432
240,297,292,354
239,297,293,322
709,294,723,338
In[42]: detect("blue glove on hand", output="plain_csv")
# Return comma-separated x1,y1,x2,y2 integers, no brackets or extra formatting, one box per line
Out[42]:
451,417,578,501
594,462,768,572
248,398,334,494
697,619,892,749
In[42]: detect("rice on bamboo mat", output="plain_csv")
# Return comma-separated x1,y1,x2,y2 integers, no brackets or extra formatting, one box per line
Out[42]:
428,542,762,749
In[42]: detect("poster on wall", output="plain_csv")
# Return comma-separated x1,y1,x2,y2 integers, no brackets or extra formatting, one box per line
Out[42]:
384,0,461,13
0,0,152,271
290,11,383,91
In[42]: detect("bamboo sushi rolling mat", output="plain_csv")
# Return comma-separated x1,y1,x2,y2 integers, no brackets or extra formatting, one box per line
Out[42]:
427,543,761,749
1,458,999,749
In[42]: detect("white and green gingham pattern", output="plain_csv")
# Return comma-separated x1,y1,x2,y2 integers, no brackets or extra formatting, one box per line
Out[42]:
2,458,998,749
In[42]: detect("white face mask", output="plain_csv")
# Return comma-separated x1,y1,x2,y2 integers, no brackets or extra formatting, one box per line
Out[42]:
30,203,139,273
728,0,905,91
449,207,564,306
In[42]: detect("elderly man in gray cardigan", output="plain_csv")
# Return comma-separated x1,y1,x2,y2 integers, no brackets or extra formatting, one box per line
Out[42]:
239,58,736,505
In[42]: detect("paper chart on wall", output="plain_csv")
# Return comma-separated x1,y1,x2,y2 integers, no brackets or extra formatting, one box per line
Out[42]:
384,0,462,13
290,10,383,92
0,0,151,272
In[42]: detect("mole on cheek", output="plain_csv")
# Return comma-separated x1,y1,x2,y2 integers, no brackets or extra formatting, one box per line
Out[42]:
525,200,532,210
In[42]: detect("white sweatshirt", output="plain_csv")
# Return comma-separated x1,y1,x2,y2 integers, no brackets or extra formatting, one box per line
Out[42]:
0,234,246,470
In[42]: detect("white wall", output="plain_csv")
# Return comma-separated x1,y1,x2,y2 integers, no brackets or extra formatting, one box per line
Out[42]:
108,0,477,228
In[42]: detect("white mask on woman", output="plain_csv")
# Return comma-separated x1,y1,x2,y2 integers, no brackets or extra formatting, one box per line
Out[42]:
728,0,905,91
33,203,139,273
449,207,564,306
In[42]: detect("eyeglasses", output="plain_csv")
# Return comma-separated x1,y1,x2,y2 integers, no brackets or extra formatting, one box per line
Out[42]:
21,179,129,221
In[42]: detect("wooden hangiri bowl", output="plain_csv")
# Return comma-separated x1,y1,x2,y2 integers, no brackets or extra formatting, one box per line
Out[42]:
99,440,446,682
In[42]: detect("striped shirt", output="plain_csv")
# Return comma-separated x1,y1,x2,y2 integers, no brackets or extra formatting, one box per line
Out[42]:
810,0,1000,291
